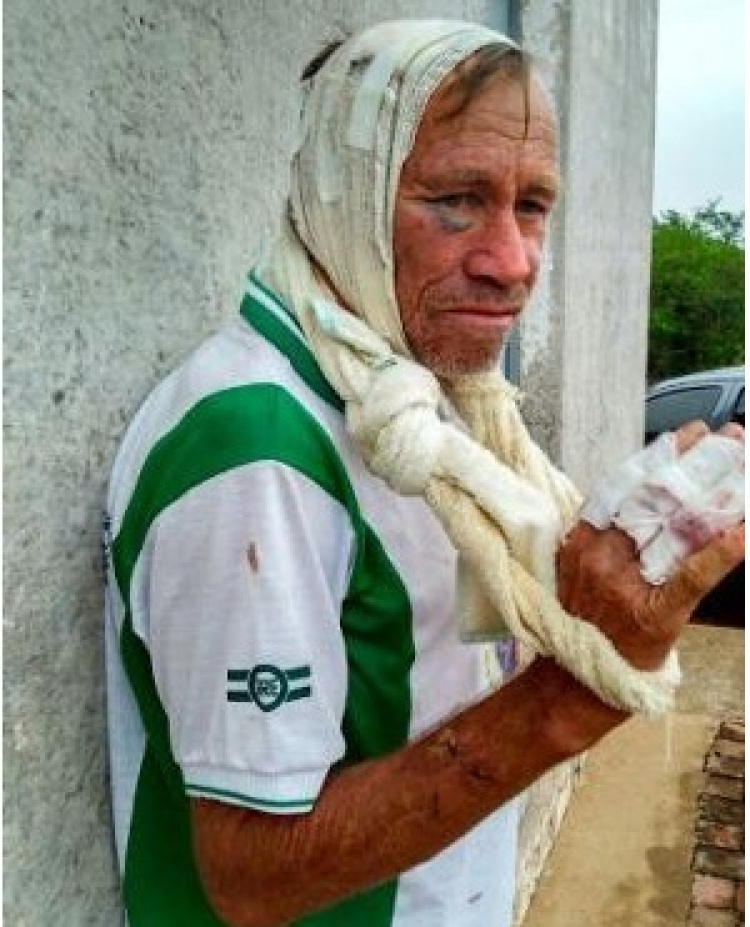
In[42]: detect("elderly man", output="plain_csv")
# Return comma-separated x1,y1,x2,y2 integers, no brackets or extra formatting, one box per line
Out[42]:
104,20,744,927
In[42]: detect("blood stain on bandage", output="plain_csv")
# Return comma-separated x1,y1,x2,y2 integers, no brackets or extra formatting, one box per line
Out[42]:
714,488,736,508
246,542,259,573
670,512,714,549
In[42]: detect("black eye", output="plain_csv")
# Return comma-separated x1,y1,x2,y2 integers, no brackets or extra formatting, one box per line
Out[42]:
435,193,481,209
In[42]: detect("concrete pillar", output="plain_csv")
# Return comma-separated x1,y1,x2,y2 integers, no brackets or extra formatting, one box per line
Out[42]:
520,0,657,487
513,1,658,920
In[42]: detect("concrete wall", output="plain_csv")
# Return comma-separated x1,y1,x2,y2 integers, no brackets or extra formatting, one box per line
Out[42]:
5,2,499,923
513,1,658,921
520,0,657,486
4,0,656,924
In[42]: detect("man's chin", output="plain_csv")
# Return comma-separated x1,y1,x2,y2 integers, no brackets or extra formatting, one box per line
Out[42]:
407,330,507,379
428,353,503,380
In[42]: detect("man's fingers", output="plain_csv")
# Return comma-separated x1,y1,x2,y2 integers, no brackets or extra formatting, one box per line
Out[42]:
659,523,745,613
675,419,745,447
718,421,745,442
673,420,710,455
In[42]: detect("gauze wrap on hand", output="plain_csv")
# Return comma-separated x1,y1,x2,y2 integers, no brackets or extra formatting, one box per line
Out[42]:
581,433,745,584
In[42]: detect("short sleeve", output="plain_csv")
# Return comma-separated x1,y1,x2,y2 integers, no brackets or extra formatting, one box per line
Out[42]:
147,459,356,813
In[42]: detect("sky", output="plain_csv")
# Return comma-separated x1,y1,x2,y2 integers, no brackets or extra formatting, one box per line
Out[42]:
652,0,745,218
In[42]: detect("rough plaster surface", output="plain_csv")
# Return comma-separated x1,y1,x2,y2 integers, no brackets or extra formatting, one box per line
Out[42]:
520,0,657,490
3,2,492,924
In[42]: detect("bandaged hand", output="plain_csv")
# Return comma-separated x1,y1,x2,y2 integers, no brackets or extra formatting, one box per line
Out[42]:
581,422,744,584
559,421,745,672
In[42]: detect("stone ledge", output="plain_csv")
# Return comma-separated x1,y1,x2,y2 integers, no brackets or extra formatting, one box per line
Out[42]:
695,821,744,852
692,875,738,910
693,846,745,882
688,717,744,925
688,908,741,927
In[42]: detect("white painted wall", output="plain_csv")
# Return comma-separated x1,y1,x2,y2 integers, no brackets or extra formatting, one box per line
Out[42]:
520,0,656,486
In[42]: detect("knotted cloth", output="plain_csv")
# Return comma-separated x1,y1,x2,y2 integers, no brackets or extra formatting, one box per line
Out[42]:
257,20,682,715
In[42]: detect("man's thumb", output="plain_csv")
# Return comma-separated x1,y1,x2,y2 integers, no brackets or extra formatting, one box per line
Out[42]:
659,524,745,614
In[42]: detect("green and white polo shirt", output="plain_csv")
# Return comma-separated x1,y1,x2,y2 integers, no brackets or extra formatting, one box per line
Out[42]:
104,274,520,926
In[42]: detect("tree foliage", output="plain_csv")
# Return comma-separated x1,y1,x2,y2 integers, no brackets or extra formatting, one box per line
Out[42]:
648,201,745,382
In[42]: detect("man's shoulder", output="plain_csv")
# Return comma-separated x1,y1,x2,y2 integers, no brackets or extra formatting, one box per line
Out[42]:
108,314,352,515
171,318,289,404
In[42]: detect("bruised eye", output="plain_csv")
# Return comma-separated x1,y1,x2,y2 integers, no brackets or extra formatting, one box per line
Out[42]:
433,193,482,209
427,193,482,232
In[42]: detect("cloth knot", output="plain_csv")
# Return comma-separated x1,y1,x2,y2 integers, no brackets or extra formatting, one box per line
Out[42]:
347,360,446,494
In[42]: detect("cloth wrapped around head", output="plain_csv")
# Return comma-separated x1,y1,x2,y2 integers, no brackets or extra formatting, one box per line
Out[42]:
256,19,684,715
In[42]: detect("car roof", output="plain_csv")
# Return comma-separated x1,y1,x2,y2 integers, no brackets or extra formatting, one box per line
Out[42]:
648,366,745,395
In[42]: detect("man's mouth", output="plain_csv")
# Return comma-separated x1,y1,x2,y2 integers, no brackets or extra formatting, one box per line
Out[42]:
445,306,521,329
451,306,519,317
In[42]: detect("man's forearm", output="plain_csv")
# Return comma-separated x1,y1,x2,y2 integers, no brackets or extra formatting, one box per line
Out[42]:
192,658,627,927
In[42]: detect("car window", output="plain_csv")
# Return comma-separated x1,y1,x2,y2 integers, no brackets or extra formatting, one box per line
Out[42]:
733,388,744,425
646,385,722,436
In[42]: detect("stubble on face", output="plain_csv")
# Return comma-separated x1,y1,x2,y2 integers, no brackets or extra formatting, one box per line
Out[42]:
393,61,559,378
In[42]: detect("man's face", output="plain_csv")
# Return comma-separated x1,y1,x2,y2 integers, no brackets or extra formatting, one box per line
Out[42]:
393,67,559,377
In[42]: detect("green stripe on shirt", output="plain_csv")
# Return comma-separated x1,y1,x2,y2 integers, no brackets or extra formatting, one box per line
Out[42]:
240,286,344,412
114,385,359,924
184,783,316,812
113,288,417,926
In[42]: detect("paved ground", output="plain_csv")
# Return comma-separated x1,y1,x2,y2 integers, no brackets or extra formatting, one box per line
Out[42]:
521,623,744,927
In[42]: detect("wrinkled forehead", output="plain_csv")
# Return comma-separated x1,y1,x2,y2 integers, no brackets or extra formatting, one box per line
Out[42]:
418,61,558,152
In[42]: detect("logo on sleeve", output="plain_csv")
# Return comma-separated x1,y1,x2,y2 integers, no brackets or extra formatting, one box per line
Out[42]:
227,664,312,712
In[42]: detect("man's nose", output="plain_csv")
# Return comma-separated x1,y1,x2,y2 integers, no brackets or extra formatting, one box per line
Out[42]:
463,212,535,286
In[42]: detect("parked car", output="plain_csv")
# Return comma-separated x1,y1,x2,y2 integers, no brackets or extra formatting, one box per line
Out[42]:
645,366,745,625
645,366,744,443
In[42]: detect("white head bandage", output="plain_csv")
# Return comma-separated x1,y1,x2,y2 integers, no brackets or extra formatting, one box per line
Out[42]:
255,20,720,716
288,20,513,356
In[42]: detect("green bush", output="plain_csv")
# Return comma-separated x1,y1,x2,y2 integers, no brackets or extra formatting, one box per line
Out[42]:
648,201,745,382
